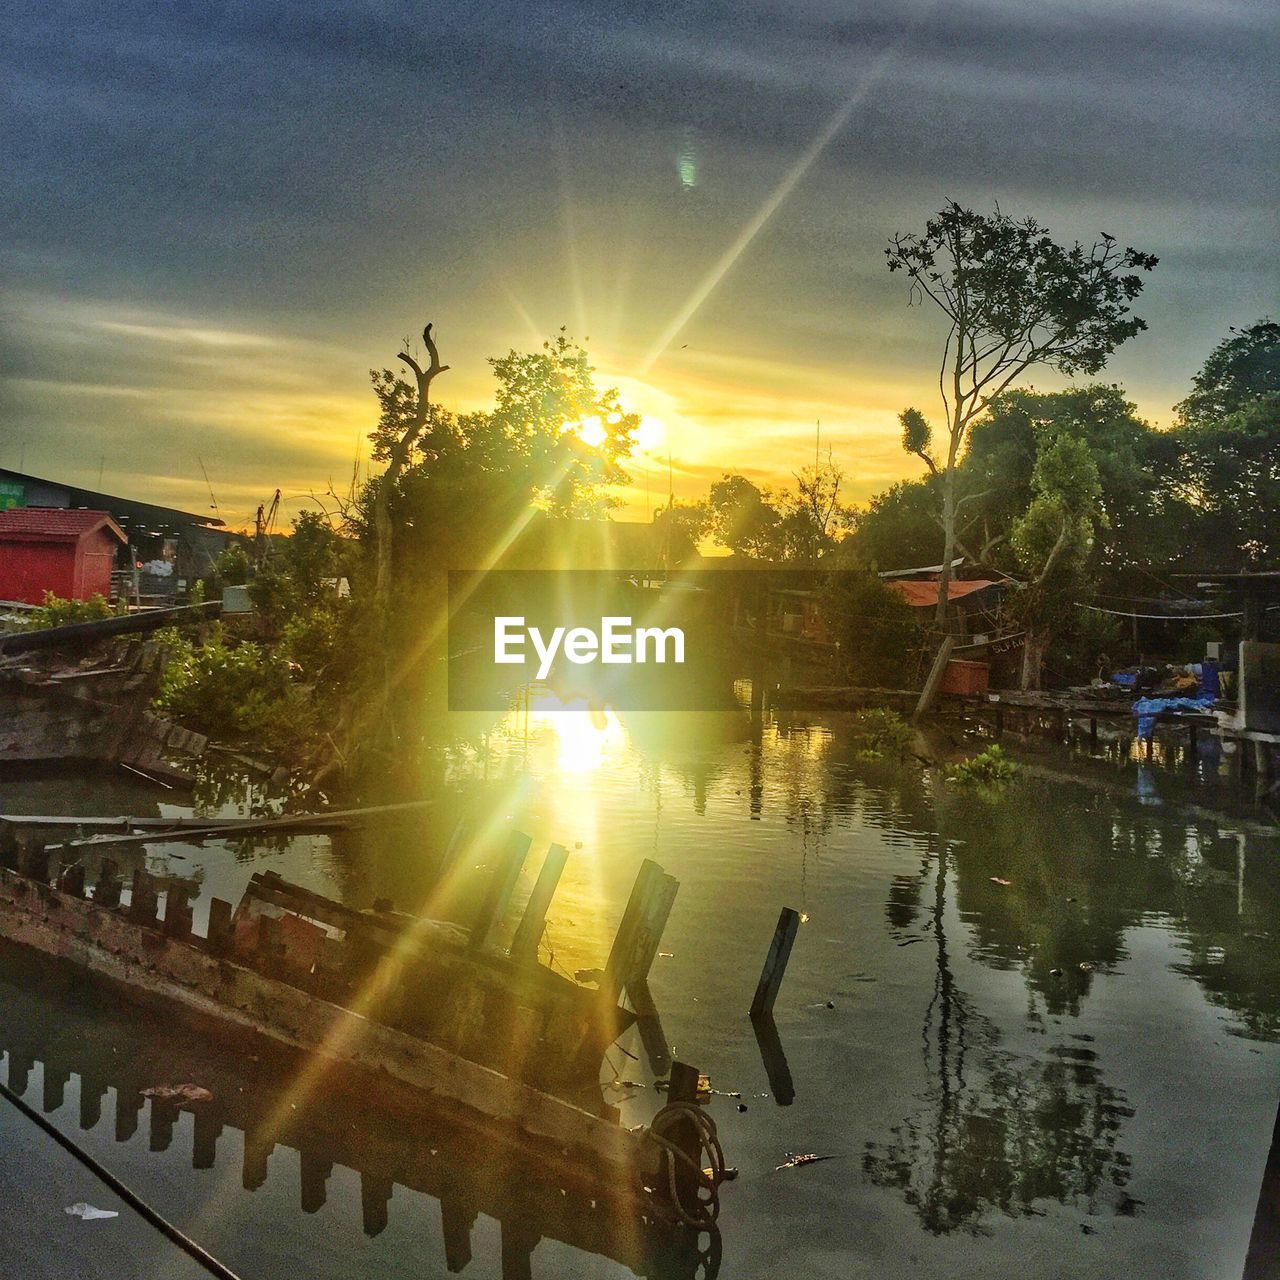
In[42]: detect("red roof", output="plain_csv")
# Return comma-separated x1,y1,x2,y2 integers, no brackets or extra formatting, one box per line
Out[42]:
0,507,126,544
887,578,1000,609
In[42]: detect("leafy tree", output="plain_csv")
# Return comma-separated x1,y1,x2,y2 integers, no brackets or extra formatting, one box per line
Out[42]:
1174,319,1280,431
848,477,943,571
783,458,854,563
707,475,783,559
1009,434,1105,687
1174,391,1280,568
886,202,1157,622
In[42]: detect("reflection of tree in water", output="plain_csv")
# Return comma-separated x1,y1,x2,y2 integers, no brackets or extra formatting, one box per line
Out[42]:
865,842,1137,1234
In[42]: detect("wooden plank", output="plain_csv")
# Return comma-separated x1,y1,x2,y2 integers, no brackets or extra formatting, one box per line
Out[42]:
625,871,678,988
603,860,665,989
469,830,533,954
509,843,569,963
750,907,801,1018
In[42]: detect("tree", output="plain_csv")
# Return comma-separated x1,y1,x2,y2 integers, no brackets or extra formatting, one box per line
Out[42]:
1009,434,1105,687
848,477,943,571
1174,392,1280,568
782,457,854,564
707,475,783,559
886,202,1157,623
371,323,449,611
1175,319,1280,431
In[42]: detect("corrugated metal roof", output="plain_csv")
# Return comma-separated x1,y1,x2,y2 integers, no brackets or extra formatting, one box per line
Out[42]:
887,578,1001,608
0,507,127,543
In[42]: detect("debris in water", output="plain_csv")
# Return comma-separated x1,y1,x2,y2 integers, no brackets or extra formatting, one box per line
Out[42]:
990,877,1012,886
737,1103,748,1113
141,1084,213,1104
897,937,923,947
657,951,674,959
799,912,811,923
825,1001,835,1009
1079,962,1094,971
1050,967,1064,977
574,967,606,985
776,1152,835,1171
65,1203,118,1220
605,1079,646,1092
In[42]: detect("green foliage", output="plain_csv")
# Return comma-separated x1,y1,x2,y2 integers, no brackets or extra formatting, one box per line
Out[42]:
1175,319,1280,431
22,592,127,630
945,744,1017,787
199,541,251,600
707,466,853,562
823,570,922,687
848,478,943,571
847,707,916,759
154,625,315,755
886,204,1158,382
1173,391,1280,569
899,408,935,471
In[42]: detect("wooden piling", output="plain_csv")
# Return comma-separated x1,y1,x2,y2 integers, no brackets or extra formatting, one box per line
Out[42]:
94,859,122,908
468,830,533,954
750,907,801,1018
361,1173,393,1237
57,861,86,898
510,842,569,963
128,870,158,925
604,860,679,993
666,1060,703,1210
206,897,234,955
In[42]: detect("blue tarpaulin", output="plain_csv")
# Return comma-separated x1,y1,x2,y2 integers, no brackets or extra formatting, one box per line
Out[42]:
1132,695,1215,739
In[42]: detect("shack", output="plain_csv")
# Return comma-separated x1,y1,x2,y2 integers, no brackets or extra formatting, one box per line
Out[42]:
0,467,226,601
0,508,126,605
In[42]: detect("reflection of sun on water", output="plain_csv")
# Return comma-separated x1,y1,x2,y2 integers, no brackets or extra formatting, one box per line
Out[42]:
508,692,628,774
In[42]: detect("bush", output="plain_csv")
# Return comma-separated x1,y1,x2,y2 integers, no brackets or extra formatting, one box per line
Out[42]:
23,592,128,630
154,624,315,755
945,744,1017,787
848,707,915,759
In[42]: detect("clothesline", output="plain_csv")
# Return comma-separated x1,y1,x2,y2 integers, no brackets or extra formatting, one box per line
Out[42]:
1075,603,1244,621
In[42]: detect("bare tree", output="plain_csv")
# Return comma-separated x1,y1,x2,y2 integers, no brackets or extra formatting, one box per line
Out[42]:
372,323,449,608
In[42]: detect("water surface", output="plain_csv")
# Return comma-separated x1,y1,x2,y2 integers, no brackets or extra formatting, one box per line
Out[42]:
1,709,1278,1279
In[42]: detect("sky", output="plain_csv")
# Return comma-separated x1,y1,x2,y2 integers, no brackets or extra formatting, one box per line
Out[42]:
2,0,1277,530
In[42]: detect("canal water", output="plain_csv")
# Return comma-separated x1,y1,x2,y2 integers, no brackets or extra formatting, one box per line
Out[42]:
2,707,1279,1279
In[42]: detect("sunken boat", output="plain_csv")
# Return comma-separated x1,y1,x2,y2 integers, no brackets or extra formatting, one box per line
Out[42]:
0,811,727,1233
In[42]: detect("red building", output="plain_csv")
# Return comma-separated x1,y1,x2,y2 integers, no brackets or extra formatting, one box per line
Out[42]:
0,508,127,605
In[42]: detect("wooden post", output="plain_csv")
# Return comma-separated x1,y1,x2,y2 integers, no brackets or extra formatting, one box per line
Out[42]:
94,859,122,909
509,842,568,962
163,882,194,939
242,1127,274,1191
440,1196,476,1273
115,1085,142,1142
360,1173,393,1237
751,1012,795,1105
750,907,801,1018
206,897,234,955
1089,717,1098,750
192,1109,222,1170
128,870,159,925
468,830,532,954
300,1151,332,1213
915,635,955,718
58,861,86,898
500,1221,539,1280
604,859,678,992
629,979,672,1075
666,1060,703,1213
149,1099,177,1152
